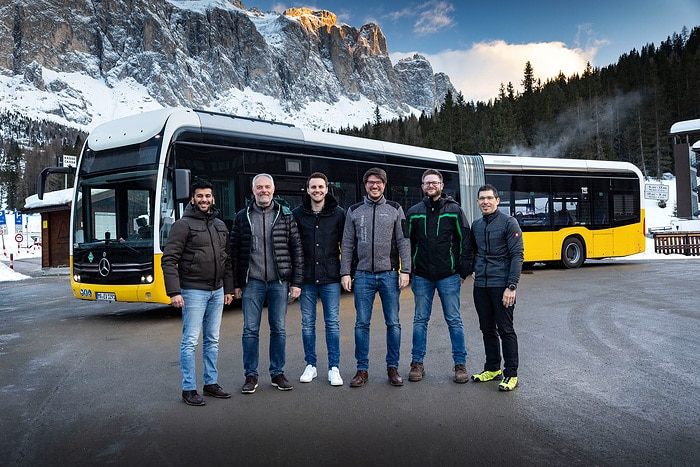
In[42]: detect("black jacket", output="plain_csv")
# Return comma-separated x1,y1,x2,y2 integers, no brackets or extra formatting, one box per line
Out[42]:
292,193,345,285
406,194,473,281
471,209,524,288
230,199,304,288
161,203,234,296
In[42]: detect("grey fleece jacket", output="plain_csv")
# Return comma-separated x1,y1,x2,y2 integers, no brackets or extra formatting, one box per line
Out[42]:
340,195,411,276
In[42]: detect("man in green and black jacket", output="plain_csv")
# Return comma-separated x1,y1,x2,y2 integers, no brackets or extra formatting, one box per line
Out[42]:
406,169,473,384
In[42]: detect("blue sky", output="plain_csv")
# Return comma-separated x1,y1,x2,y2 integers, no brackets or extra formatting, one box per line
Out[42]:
265,1,699,102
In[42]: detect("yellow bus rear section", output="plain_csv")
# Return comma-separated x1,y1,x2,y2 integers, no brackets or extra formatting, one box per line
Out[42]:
522,209,646,263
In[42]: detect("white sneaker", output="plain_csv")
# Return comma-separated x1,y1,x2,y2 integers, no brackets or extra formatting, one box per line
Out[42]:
328,367,343,386
300,364,317,383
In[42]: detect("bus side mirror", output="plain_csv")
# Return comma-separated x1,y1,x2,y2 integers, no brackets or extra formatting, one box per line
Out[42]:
174,169,191,201
37,166,75,199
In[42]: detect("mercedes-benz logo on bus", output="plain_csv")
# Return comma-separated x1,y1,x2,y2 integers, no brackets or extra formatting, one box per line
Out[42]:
98,258,111,277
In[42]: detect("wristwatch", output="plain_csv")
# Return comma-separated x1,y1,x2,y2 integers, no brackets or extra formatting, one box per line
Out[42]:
507,284,517,291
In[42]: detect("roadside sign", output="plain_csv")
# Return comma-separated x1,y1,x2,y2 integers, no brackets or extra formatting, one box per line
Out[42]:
15,233,23,243
15,212,23,233
0,210,6,225
644,184,669,201
63,155,77,167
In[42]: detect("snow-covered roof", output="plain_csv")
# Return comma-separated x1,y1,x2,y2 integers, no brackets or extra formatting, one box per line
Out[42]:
670,119,700,135
24,188,73,209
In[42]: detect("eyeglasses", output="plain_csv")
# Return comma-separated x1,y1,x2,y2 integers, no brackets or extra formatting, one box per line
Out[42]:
478,196,497,201
422,181,442,186
365,181,384,186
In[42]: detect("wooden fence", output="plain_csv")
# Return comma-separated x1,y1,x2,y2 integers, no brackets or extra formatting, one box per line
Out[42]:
653,232,700,256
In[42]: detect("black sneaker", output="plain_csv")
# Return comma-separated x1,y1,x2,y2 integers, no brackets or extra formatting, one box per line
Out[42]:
271,373,293,391
203,383,231,398
182,390,206,406
242,375,258,394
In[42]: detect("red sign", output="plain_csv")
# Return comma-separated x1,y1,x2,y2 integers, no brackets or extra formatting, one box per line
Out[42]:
15,233,23,243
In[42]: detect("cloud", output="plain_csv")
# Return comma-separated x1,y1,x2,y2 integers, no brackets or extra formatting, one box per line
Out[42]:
270,3,287,14
383,1,456,36
392,40,595,103
414,1,455,35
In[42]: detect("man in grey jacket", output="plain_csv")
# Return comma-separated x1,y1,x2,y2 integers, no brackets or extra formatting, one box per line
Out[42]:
162,179,234,406
230,173,304,394
340,167,411,388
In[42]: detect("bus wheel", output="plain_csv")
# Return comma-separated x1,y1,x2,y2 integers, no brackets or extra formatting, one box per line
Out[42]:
561,237,585,269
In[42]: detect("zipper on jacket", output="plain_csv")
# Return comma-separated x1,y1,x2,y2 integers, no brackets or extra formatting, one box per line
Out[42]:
207,213,218,286
371,202,377,272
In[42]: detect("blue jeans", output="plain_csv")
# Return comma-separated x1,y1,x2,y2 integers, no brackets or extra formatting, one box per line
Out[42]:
300,283,341,369
353,270,401,370
242,279,289,377
180,287,224,390
411,274,467,365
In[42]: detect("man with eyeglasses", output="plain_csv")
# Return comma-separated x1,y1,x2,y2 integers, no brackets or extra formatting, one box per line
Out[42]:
406,169,473,383
470,184,524,391
340,167,411,388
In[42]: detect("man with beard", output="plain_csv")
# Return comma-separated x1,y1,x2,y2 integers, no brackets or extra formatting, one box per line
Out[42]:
162,179,234,406
340,167,411,388
406,169,473,384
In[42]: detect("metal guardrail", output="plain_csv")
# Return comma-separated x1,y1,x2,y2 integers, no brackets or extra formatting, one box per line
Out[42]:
653,231,700,256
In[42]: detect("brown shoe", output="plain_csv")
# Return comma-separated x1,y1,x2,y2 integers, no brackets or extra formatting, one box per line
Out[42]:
349,370,368,387
387,367,404,386
453,364,469,384
408,361,425,382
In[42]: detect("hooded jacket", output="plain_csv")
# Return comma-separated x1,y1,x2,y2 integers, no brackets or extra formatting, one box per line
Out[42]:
292,193,345,285
161,202,234,296
407,194,473,281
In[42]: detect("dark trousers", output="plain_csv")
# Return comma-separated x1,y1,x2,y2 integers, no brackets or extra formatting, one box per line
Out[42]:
473,286,519,377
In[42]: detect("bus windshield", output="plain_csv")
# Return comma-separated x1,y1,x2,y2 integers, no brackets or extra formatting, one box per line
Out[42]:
73,138,161,251
73,170,158,249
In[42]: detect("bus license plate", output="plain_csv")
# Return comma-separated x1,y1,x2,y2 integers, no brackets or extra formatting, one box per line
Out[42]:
95,292,116,301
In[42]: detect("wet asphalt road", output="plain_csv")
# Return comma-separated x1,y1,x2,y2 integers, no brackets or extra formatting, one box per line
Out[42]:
0,257,698,466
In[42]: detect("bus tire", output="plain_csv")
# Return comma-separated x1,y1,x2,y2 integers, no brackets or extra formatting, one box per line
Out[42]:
561,237,585,269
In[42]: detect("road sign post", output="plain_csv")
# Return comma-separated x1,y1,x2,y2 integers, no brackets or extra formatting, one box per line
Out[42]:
644,184,669,201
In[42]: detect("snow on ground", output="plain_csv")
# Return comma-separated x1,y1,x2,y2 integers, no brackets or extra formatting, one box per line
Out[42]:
0,177,695,282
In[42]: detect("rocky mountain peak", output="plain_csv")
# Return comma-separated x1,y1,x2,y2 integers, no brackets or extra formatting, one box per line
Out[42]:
0,0,455,130
284,8,337,31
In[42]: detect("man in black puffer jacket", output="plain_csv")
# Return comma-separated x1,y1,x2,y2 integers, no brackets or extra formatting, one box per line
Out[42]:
230,173,304,394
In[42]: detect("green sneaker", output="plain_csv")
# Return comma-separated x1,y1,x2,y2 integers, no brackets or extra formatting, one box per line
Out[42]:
498,376,518,391
471,369,502,382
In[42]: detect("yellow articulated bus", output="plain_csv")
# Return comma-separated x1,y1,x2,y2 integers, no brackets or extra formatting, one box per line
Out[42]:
38,108,645,303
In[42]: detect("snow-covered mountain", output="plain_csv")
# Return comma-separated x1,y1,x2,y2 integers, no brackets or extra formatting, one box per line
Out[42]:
0,0,455,132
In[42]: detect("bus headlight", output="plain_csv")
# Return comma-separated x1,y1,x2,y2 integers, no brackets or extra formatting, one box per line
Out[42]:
73,274,81,282
141,275,154,283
